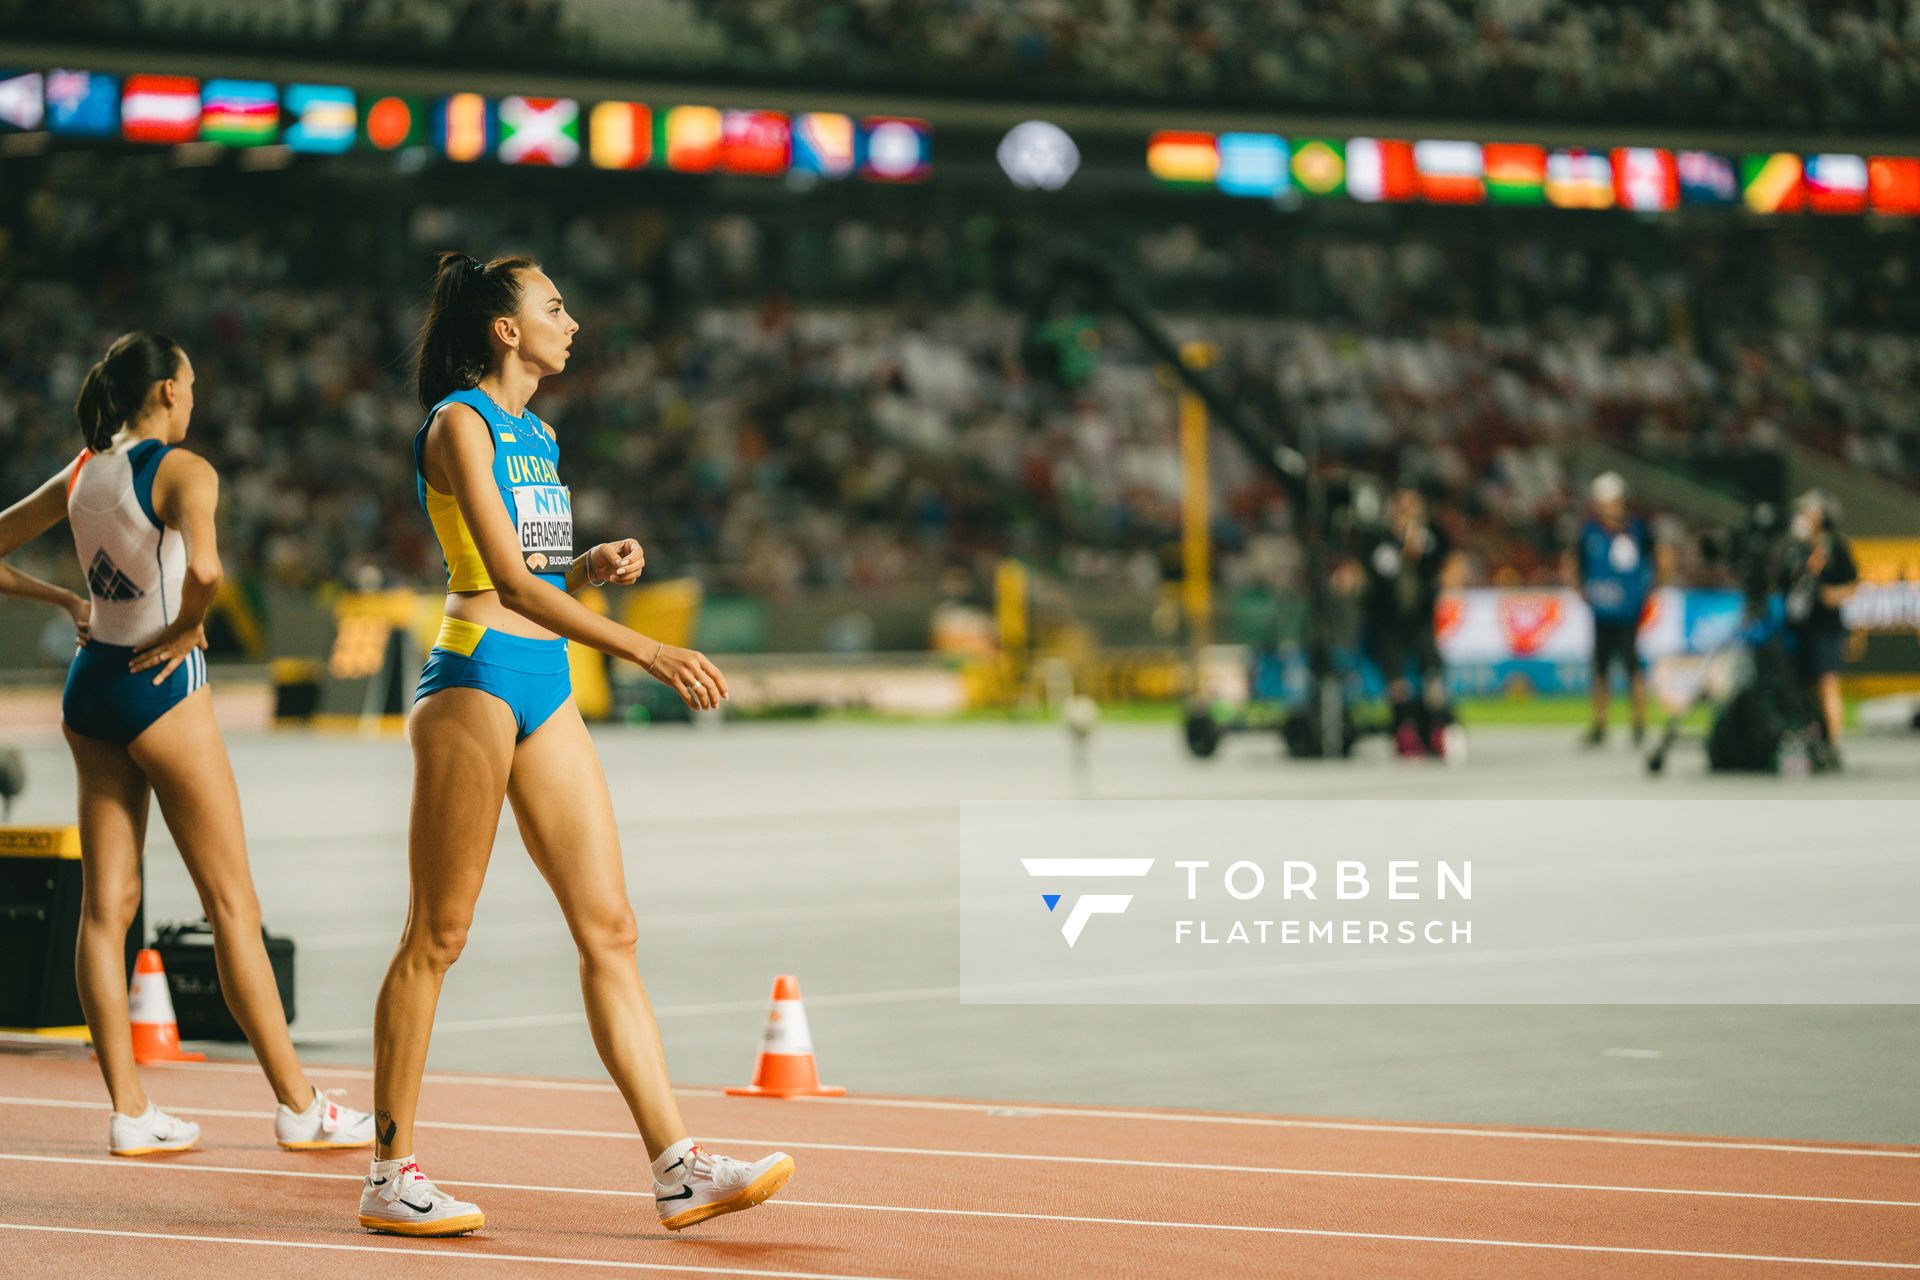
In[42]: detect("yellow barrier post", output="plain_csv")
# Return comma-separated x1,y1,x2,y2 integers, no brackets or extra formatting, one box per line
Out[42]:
570,587,614,721
1178,342,1215,657
995,559,1029,658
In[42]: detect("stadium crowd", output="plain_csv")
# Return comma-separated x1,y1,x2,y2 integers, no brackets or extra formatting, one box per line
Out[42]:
12,0,1919,130
2,176,1915,605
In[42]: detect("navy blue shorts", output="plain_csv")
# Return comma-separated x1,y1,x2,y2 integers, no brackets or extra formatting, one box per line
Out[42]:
63,642,208,745
1592,619,1644,677
415,618,572,741
1794,628,1849,680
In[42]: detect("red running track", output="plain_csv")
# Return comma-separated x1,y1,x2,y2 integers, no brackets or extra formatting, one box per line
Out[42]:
1,1053,1917,1278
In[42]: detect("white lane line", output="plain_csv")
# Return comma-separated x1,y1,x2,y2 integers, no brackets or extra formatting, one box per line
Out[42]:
5,1114,1918,1209
1603,1048,1664,1059
152,1061,715,1097
0,1223,902,1278
3,1210,1916,1273
0,1152,644,1198
795,1201,1920,1270
6,1148,1919,1212
165,1064,1917,1164
14,1074,1920,1160
768,1095,1920,1159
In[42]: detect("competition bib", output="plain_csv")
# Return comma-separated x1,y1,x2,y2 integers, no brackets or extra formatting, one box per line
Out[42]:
1609,533,1641,572
513,484,574,575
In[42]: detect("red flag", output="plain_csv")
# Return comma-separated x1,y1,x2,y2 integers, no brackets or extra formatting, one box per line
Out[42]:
1413,139,1485,204
720,109,791,176
1868,156,1920,216
1347,138,1416,203
121,74,200,144
1611,148,1678,212
1804,154,1869,215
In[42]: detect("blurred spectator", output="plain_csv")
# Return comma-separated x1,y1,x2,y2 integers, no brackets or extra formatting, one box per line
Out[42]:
13,0,1919,130
1782,488,1859,749
3,167,1916,609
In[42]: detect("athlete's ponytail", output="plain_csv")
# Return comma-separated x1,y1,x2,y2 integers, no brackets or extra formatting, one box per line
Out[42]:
413,250,537,408
74,331,184,452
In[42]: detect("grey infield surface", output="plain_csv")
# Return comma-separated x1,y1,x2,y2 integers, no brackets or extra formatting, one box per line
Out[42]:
9,719,1918,1144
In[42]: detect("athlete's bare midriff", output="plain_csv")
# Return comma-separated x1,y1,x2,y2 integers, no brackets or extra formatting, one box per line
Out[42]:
443,588,560,641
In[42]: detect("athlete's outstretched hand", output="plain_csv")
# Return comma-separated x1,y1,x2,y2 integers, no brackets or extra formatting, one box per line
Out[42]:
590,539,646,586
66,595,91,647
647,645,729,711
131,623,206,685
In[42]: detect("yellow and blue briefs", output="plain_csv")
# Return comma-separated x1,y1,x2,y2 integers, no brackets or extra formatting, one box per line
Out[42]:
416,617,572,740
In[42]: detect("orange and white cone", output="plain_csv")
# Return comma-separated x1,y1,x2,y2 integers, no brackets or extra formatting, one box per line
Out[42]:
128,949,204,1064
725,975,844,1098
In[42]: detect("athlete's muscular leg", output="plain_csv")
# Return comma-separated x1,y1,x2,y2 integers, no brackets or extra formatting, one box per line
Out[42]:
507,700,686,1159
373,688,515,1160
130,690,312,1110
65,726,154,1118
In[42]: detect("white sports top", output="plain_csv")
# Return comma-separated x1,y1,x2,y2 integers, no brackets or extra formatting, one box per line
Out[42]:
66,433,188,647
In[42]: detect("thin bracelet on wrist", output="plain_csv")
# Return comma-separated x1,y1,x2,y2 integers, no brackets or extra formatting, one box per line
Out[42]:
643,638,664,671
585,545,607,587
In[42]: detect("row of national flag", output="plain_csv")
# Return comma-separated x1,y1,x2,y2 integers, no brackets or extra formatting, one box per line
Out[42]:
1147,131,1920,217
0,70,931,181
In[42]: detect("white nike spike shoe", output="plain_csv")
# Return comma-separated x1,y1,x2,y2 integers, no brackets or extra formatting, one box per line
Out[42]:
654,1145,795,1231
358,1157,485,1237
109,1101,200,1157
275,1087,376,1151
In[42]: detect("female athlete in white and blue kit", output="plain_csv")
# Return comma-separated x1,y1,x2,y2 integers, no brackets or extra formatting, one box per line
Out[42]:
0,331,376,1155
360,254,792,1237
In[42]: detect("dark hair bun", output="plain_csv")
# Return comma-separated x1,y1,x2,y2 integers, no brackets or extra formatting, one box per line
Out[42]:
74,332,183,452
412,252,539,408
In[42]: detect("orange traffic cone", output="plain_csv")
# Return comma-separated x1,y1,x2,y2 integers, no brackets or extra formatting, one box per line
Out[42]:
725,975,844,1098
128,948,204,1064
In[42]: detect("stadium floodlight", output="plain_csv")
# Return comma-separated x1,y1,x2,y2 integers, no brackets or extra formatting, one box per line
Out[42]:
998,120,1078,191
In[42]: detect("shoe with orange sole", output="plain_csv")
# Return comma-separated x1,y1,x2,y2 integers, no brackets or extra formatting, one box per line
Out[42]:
359,1157,485,1236
108,1102,199,1156
275,1087,376,1151
655,1145,795,1231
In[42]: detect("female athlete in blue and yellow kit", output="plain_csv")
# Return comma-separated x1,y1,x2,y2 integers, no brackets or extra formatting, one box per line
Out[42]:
361,254,792,1237
0,332,375,1156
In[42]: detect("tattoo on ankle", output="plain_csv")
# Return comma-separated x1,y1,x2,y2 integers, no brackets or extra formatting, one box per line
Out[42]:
376,1111,397,1146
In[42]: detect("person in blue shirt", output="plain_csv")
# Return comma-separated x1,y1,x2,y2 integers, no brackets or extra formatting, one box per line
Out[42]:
1572,473,1659,747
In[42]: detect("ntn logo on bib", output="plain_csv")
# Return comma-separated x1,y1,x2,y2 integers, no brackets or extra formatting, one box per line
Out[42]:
514,484,573,573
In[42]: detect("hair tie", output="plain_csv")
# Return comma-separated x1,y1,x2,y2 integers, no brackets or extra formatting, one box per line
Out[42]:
461,254,484,274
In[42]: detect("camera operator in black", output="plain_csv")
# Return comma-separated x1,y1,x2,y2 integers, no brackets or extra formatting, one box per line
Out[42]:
1360,487,1455,757
1781,489,1858,751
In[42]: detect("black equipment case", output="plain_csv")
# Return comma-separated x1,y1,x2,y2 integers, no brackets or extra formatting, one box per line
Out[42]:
154,919,296,1040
